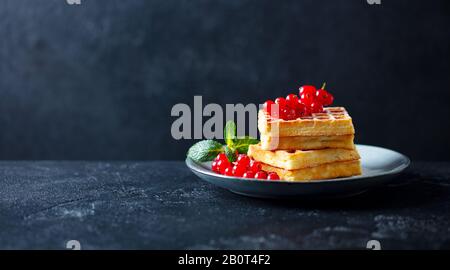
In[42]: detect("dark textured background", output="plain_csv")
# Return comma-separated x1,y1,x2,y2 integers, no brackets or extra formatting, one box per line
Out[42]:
0,0,449,161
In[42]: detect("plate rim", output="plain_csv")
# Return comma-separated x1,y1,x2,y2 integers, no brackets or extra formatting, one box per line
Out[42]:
185,144,410,185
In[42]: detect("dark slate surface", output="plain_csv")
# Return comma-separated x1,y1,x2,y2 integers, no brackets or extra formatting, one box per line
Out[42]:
0,161,449,250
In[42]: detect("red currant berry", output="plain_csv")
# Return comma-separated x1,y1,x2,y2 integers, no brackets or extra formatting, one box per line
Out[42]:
300,92,315,106
255,171,268,180
249,160,262,173
295,100,306,117
283,107,297,120
299,85,317,96
295,99,306,110
270,106,280,119
263,100,275,114
286,94,299,108
232,165,245,177
217,159,231,174
303,105,313,116
279,108,287,120
267,172,280,181
326,93,334,106
243,171,255,179
215,153,228,162
236,154,251,168
212,161,220,173
310,102,324,113
275,97,287,109
224,166,234,176
316,89,334,106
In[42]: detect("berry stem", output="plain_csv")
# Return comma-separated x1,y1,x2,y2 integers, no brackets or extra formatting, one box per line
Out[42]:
321,82,327,90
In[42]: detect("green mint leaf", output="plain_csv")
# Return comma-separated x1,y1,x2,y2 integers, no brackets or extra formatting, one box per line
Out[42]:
233,136,259,154
224,145,237,162
187,140,224,162
224,121,236,147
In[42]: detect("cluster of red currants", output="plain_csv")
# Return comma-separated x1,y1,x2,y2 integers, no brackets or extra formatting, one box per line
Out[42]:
212,153,280,180
263,84,334,120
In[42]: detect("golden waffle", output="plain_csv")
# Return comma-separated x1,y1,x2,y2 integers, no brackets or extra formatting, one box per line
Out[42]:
260,134,355,151
258,107,355,137
261,160,362,182
248,144,360,170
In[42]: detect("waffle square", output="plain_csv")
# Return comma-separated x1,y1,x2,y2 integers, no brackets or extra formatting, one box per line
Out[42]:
248,144,360,170
258,107,355,137
260,134,355,151
261,160,362,182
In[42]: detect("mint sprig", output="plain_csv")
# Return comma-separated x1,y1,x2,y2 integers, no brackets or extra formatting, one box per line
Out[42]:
187,140,224,162
186,121,259,163
232,136,259,154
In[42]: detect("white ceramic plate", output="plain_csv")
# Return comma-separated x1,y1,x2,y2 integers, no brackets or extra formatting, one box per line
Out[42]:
186,145,410,199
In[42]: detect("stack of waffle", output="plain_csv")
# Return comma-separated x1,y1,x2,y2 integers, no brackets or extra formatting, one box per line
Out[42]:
248,107,362,181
